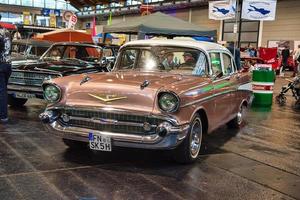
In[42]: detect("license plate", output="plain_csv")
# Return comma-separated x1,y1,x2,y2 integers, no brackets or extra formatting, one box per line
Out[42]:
14,92,36,99
89,132,112,152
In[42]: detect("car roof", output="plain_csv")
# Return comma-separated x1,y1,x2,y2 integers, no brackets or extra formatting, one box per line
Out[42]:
51,42,101,48
122,39,230,53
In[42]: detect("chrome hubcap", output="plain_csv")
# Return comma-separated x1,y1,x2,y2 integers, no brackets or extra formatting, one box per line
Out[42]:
237,107,244,125
190,118,202,158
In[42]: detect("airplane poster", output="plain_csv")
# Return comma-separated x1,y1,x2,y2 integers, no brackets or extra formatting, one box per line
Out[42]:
242,0,277,21
209,0,236,20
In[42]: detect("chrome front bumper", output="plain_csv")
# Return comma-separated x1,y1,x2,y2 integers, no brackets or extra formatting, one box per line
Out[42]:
41,111,190,150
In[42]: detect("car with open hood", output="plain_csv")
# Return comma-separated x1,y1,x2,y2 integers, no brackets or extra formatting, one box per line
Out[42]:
40,39,253,163
7,42,109,107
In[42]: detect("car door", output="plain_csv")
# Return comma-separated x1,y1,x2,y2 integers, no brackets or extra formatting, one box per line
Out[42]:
209,52,234,128
221,52,238,116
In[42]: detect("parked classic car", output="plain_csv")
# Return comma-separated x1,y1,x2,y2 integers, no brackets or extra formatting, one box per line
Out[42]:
11,39,52,67
40,40,253,163
8,42,108,107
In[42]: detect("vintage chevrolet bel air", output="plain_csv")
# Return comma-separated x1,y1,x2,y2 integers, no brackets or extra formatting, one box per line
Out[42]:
40,40,252,163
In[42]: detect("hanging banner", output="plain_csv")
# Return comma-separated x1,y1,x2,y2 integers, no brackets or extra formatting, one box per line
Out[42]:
242,0,277,21
91,17,97,37
23,12,31,25
107,12,112,25
49,14,56,28
209,0,236,20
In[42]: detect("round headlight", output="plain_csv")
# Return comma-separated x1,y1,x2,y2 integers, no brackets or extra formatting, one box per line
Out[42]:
44,84,61,102
158,92,180,113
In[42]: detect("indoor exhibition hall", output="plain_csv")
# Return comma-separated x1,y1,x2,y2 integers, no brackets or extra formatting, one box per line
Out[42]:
0,0,300,199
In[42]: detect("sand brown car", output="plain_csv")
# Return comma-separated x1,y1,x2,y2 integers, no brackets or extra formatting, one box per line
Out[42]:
40,40,253,163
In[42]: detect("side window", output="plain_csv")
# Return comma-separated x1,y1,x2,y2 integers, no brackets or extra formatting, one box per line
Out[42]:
192,52,208,76
119,49,137,69
209,52,222,77
137,50,157,70
222,53,234,75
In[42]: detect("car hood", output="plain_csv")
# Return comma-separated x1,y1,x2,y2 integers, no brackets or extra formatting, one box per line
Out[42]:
12,59,39,68
13,60,98,74
51,71,209,114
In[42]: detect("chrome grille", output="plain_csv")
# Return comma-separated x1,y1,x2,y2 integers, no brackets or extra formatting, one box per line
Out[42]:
58,108,164,135
8,71,59,87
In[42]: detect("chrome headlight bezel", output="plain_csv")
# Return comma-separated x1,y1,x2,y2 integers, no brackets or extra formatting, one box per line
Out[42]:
43,84,61,103
158,92,180,113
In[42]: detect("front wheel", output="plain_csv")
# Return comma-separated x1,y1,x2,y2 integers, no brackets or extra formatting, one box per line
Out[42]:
8,95,27,107
227,105,247,128
173,114,203,164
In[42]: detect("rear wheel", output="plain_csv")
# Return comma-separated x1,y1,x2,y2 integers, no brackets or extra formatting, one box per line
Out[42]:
227,105,246,128
62,138,88,149
8,95,27,107
173,114,203,164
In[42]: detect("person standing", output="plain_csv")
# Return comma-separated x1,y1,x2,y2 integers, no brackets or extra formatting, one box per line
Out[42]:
227,42,241,70
293,45,300,76
280,46,290,76
0,27,12,123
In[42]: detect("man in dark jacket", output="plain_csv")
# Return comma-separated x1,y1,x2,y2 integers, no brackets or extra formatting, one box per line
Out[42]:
281,46,290,71
0,27,12,123
227,42,241,70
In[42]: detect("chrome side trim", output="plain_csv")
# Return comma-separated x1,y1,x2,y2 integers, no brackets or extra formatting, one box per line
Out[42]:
181,89,236,107
7,85,43,92
11,69,61,76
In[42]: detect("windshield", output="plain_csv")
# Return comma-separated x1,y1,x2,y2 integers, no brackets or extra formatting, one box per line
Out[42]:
115,47,208,76
12,44,27,54
42,45,103,63
28,46,49,57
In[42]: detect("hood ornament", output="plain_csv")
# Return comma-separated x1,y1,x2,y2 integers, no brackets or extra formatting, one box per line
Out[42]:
140,80,150,90
88,93,127,103
80,75,91,85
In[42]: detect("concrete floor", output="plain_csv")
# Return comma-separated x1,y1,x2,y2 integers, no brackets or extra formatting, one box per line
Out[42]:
0,75,300,200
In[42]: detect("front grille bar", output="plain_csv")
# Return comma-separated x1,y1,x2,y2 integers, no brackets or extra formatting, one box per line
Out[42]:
68,116,157,128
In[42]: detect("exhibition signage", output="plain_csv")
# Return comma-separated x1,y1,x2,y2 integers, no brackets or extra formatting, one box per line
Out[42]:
208,0,236,20
242,0,277,21
49,14,57,28
41,8,60,17
68,14,77,29
62,11,74,22
23,12,31,25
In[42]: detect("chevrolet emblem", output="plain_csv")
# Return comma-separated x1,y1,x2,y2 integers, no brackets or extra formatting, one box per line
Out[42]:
88,93,127,102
